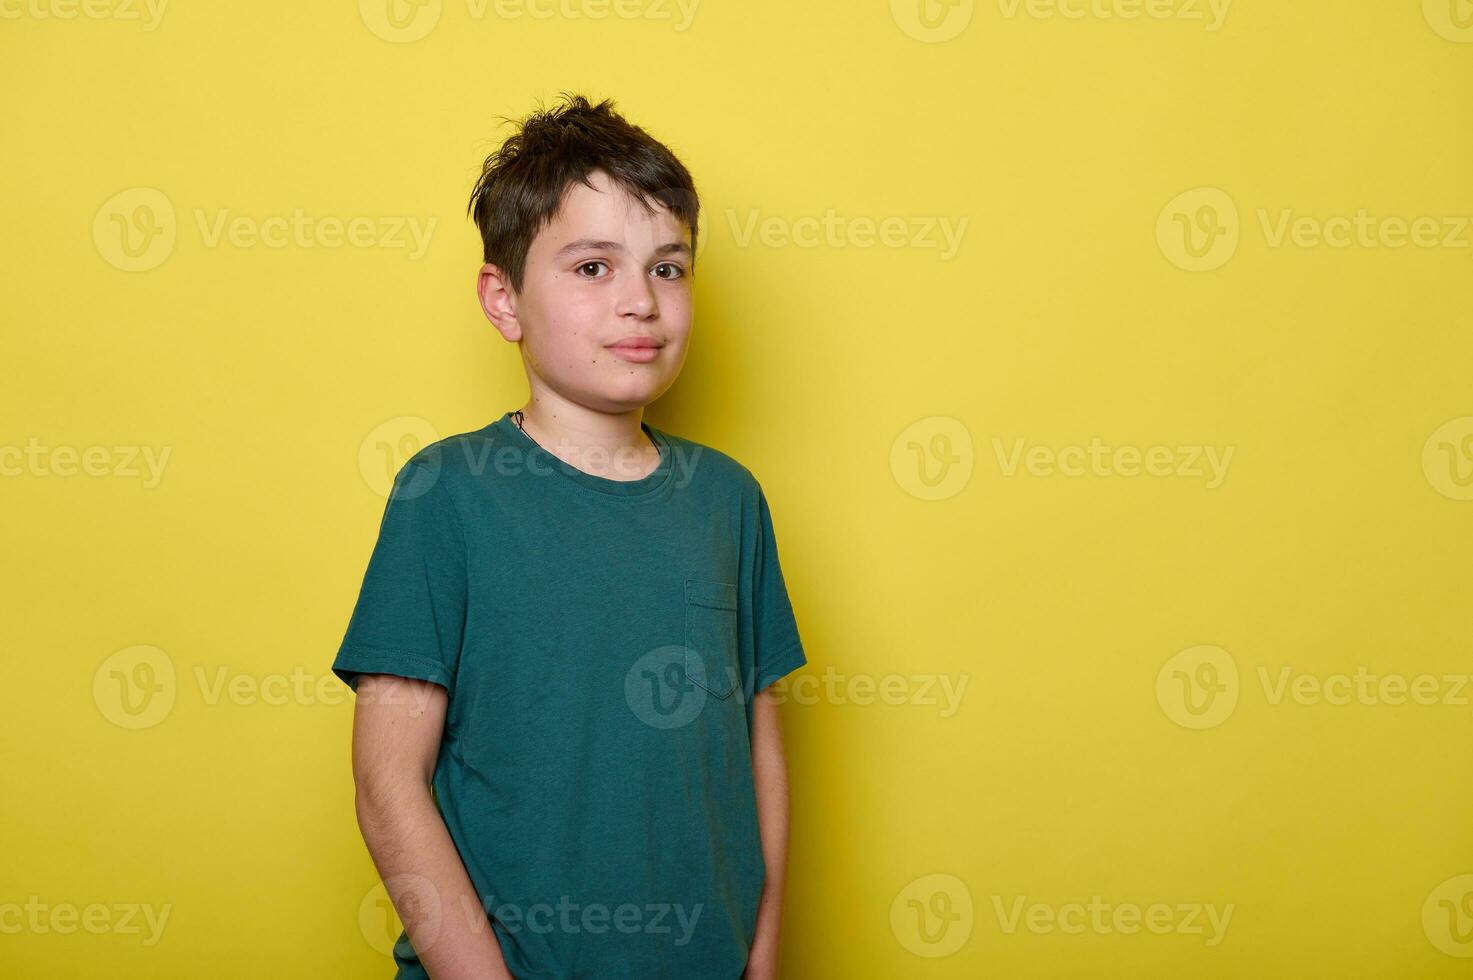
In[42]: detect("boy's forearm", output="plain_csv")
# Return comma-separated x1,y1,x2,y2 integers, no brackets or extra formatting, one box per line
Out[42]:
746,690,791,979
747,811,788,979
357,785,513,980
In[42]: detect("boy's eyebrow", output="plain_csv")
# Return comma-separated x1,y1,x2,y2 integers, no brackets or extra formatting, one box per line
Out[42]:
555,238,692,258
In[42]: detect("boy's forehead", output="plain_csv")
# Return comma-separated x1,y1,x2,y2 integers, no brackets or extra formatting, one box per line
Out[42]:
540,174,685,246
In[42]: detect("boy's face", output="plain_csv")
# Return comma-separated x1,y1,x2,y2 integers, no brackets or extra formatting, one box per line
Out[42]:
480,168,694,415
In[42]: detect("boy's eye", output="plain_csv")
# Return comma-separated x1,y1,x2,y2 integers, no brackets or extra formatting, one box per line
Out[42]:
576,261,608,278
652,262,685,281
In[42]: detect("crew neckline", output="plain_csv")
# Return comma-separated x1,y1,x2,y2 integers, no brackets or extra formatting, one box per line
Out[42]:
495,410,675,499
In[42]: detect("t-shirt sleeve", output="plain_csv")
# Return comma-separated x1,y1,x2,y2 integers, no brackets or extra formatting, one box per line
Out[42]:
750,484,807,694
331,458,467,698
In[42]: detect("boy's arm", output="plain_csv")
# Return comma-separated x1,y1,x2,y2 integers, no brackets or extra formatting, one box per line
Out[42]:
744,686,791,980
352,673,512,980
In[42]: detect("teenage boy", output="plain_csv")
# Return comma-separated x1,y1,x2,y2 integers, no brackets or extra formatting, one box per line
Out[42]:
332,94,808,979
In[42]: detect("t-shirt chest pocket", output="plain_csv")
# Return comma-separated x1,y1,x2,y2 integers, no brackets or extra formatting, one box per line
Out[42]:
684,577,739,699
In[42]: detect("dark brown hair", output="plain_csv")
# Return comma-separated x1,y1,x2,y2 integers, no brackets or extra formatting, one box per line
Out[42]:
466,93,700,294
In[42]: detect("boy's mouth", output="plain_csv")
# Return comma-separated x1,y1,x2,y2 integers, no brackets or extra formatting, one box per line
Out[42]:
607,335,663,363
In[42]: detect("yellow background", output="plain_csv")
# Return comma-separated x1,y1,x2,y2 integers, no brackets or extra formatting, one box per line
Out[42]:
4,0,1472,975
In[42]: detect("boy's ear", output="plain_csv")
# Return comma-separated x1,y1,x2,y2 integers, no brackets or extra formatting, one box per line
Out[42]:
477,263,522,342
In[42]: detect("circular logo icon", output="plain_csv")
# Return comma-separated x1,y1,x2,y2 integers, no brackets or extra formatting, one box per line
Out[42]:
1424,0,1473,42
665,187,711,264
625,645,707,729
93,645,176,730
359,416,442,500
1421,416,1473,501
1156,644,1238,730
891,873,974,957
358,873,442,957
691,199,710,264
93,187,176,272
890,0,975,43
890,415,974,501
1423,874,1473,957
359,0,442,43
1156,187,1239,272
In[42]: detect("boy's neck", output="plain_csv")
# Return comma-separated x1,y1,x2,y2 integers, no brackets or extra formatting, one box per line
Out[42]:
514,399,661,481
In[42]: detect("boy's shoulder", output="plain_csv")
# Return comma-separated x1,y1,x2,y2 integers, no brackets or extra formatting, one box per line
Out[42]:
655,425,762,493
388,422,499,485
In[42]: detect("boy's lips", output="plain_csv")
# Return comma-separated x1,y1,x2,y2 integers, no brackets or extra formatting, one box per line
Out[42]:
607,336,663,363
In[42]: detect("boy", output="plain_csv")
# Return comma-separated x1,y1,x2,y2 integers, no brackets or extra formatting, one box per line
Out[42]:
332,93,808,979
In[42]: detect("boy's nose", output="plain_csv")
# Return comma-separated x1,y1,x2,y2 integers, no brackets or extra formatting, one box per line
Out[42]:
615,278,658,319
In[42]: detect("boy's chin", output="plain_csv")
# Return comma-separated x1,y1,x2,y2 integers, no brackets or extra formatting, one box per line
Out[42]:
564,381,669,413
596,374,670,400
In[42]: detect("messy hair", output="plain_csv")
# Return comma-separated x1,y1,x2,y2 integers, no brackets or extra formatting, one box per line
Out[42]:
466,92,701,294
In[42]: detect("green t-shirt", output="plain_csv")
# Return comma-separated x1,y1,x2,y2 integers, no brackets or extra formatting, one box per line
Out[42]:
332,410,807,979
